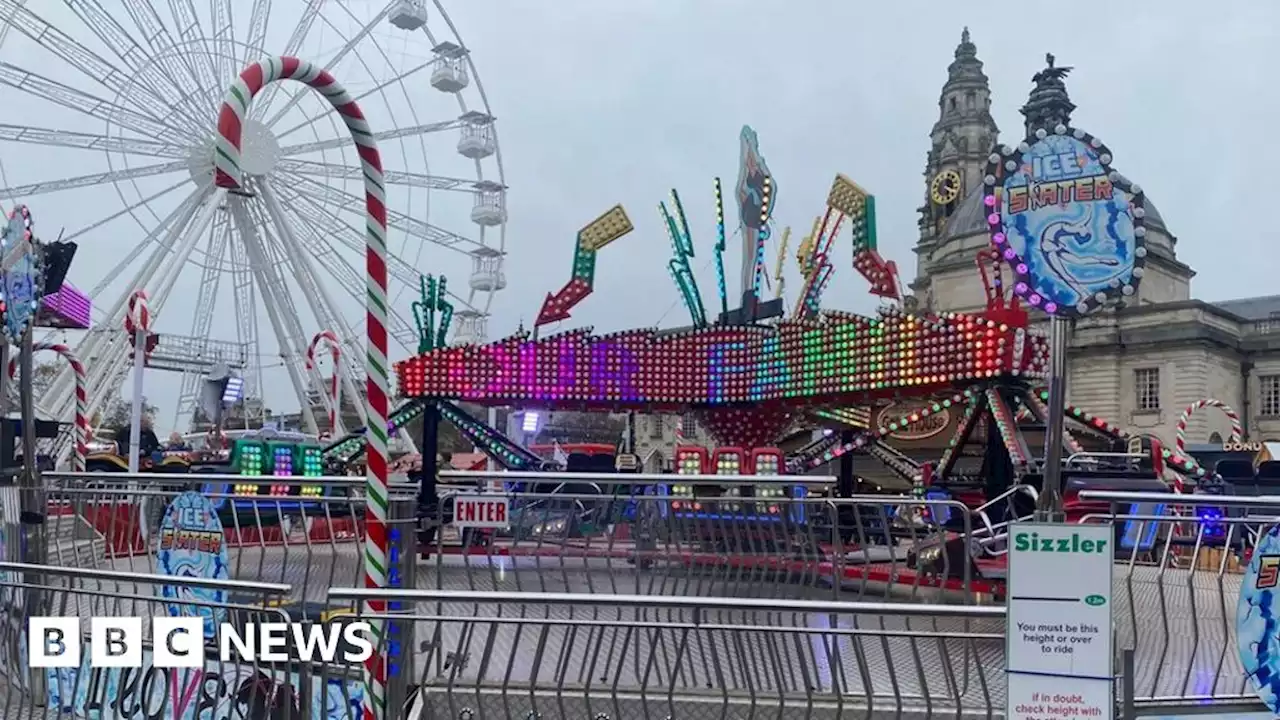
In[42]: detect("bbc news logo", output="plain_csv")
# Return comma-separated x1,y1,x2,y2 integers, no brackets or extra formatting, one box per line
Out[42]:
28,617,375,668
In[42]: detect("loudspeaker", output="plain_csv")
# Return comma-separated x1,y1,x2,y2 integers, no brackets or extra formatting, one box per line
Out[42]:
40,242,77,296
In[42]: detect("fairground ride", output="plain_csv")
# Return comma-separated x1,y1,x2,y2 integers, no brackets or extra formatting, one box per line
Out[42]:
383,125,1251,591
0,0,507,465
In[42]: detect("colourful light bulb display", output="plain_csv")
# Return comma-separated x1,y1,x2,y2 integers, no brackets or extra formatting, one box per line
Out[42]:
676,446,706,476
750,448,784,513
672,445,704,510
273,446,293,477
395,311,1046,407
237,442,265,476
806,393,968,470
713,449,742,475
301,446,323,477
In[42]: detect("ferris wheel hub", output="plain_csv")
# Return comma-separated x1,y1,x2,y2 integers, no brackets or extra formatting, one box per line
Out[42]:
239,120,282,177
186,120,280,183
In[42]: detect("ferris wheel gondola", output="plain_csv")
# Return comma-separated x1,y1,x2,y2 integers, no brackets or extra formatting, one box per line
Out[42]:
0,0,507,458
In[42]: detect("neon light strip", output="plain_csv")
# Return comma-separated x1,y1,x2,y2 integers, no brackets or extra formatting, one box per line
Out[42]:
938,392,983,478
399,314,1039,407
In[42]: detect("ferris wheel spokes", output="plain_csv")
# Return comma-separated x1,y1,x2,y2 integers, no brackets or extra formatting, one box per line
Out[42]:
264,180,421,350
48,186,226,454
260,183,369,427
0,124,189,160
172,213,233,429
247,0,327,122
0,50,197,146
247,196,346,428
277,118,465,154
41,186,215,414
227,195,322,435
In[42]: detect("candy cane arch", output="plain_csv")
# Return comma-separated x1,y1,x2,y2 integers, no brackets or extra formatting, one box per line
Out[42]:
307,330,344,436
124,290,151,474
8,344,88,472
125,290,151,337
215,57,390,720
1175,399,1243,455
1174,398,1244,492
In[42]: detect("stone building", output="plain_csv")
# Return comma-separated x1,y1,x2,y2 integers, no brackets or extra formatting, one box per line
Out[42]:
913,29,1280,447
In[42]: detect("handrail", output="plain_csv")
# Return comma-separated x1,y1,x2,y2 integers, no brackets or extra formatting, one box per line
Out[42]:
440,469,837,484
327,587,1007,618
44,470,412,486
0,561,292,594
1065,451,1147,469
1079,490,1280,508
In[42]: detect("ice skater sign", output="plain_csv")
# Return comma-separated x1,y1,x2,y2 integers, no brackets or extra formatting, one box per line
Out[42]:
157,492,231,639
983,125,1146,318
1237,525,1280,711
1006,523,1114,720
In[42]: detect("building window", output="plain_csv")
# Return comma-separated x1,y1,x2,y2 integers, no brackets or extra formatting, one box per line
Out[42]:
1262,375,1280,417
1134,368,1160,411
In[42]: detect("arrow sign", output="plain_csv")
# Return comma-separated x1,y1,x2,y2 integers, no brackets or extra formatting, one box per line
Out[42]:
535,205,634,326
827,174,901,300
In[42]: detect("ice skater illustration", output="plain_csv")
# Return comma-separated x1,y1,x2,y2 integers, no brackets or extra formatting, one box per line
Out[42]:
1037,208,1124,300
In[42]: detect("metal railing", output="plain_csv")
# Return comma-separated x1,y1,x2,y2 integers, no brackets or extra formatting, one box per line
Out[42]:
10,471,1280,717
37,471,420,607
0,563,363,720
331,587,1005,720
419,483,993,605
1079,489,1276,714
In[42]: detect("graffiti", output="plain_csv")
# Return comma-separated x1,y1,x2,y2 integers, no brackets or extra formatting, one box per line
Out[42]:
46,643,364,720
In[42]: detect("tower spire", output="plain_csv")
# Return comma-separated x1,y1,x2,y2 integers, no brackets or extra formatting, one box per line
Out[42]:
913,28,1001,303
931,27,995,137
1021,53,1077,134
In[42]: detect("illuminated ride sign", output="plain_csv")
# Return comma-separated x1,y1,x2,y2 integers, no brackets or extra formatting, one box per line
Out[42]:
875,401,952,441
983,125,1145,317
396,310,1048,409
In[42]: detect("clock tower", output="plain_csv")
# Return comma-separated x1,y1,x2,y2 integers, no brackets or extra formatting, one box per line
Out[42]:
912,28,999,305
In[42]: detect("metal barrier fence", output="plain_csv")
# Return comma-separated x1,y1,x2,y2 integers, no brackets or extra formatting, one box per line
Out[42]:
331,587,1006,720
420,475,1006,606
35,472,1011,606
1078,489,1277,714
37,471,420,607
0,562,363,720
9,471,1280,717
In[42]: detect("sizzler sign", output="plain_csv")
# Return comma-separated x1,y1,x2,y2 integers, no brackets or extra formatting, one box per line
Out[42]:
453,496,510,529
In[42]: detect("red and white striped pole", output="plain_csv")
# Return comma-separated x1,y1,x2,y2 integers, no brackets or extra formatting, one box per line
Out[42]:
307,330,343,436
216,57,392,720
7,343,88,472
124,290,151,473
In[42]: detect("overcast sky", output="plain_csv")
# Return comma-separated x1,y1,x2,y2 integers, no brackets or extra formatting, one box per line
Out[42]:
1,1,1277,433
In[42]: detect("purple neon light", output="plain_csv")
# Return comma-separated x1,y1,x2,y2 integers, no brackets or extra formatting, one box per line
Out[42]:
37,282,91,329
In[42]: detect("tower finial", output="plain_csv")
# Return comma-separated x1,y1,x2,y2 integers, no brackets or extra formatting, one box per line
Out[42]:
962,26,970,44
1021,51,1076,133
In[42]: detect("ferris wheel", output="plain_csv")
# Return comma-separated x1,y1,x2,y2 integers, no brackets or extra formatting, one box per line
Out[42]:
0,0,507,444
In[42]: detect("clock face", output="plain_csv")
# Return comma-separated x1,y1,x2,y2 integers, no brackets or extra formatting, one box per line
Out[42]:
930,169,962,205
